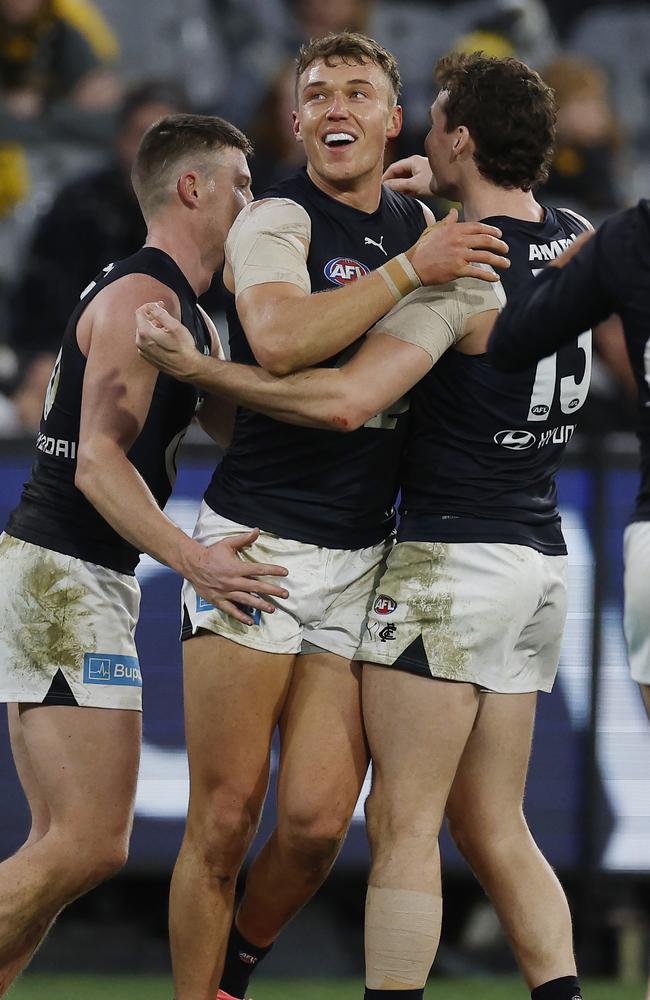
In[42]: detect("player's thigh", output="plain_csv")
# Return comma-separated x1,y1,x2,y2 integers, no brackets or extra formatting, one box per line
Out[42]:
276,651,368,836
182,633,294,809
446,690,538,837
363,664,479,830
18,703,140,839
7,703,50,842
623,522,650,687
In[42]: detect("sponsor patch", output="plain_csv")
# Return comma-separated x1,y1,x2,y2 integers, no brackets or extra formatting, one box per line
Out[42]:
324,257,369,286
367,621,397,642
235,604,262,625
373,594,397,616
83,653,142,687
493,429,536,450
196,593,261,625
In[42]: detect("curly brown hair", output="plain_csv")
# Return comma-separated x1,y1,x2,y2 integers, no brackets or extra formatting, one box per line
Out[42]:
435,52,557,191
295,31,401,105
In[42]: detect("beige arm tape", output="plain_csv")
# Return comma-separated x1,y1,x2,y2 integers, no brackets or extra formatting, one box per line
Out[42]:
377,253,422,302
365,886,442,990
372,276,503,363
225,197,312,298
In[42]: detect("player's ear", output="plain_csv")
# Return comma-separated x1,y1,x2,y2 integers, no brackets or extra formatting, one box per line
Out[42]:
452,126,471,159
386,103,403,140
177,171,199,208
292,111,303,144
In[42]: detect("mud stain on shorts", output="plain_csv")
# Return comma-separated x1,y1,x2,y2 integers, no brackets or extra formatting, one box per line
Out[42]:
410,543,469,681
1,545,97,681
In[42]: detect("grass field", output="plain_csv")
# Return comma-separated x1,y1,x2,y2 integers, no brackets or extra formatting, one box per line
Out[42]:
8,977,647,1000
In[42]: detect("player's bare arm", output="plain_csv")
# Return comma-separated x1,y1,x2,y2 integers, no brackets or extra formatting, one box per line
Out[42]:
76,276,288,623
226,199,509,376
136,281,500,430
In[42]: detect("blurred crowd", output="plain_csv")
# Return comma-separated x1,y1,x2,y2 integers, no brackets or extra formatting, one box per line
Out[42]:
0,0,646,438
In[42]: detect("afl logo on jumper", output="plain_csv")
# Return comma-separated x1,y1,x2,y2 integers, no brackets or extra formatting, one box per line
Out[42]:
324,257,370,285
494,429,537,450
374,594,397,616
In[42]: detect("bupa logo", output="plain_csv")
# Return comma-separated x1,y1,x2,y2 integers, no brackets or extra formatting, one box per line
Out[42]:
324,257,369,285
373,594,397,616
494,430,537,451
83,653,142,687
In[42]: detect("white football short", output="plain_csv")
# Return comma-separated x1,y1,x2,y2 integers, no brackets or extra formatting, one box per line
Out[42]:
355,540,568,693
623,521,650,685
0,533,142,710
182,503,391,659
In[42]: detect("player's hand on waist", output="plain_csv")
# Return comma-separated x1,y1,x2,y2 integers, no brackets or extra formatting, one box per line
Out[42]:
135,302,206,382
407,209,510,285
383,154,433,197
186,529,290,626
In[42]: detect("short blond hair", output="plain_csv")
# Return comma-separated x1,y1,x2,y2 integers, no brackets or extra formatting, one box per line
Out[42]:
295,31,401,105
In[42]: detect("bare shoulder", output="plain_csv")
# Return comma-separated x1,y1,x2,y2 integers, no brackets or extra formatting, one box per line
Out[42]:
78,273,181,356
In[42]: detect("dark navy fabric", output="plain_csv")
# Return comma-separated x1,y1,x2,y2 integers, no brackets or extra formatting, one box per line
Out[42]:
206,167,426,549
489,200,650,523
399,206,592,554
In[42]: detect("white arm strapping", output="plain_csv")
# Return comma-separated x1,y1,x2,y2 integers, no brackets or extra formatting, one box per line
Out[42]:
225,198,312,298
372,276,503,364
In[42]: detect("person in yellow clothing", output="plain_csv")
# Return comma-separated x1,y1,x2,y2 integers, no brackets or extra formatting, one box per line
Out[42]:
0,0,121,214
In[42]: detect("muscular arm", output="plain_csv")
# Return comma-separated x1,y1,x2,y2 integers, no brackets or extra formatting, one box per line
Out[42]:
75,278,287,621
227,199,508,376
135,279,499,430
75,276,191,566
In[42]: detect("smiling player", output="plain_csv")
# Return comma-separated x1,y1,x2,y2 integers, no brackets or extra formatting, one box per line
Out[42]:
165,31,510,1000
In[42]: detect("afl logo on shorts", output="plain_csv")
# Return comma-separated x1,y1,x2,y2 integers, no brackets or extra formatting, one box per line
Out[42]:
374,594,397,616
324,257,370,285
494,429,537,450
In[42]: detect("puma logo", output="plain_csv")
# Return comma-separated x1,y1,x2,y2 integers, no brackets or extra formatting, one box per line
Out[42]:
364,235,387,256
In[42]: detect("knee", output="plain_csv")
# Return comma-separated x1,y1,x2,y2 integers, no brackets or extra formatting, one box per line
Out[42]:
278,805,349,879
364,784,411,851
447,806,527,864
55,831,130,893
188,790,261,880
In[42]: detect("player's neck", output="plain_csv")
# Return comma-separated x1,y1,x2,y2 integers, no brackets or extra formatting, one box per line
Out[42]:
144,224,214,297
460,180,543,225
306,161,382,213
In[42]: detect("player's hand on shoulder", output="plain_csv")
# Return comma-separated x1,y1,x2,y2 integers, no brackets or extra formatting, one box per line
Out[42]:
186,529,290,626
383,155,433,197
135,302,201,381
408,209,510,285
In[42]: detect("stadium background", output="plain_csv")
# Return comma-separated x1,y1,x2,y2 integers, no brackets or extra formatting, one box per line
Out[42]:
0,0,649,995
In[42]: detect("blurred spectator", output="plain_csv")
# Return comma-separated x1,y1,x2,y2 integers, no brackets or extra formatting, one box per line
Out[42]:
0,349,55,436
7,79,186,357
0,0,123,213
453,0,558,70
541,55,624,215
248,62,305,194
290,0,370,37
213,0,371,128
